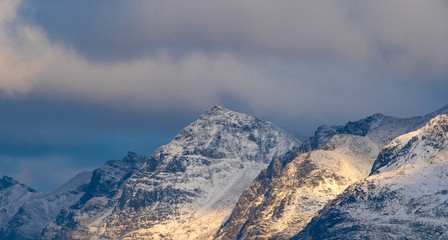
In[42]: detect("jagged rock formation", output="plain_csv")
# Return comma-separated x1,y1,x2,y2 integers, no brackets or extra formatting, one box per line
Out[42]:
3,104,448,240
217,105,448,240
301,104,448,152
46,106,300,239
371,114,448,174
42,151,147,239
294,114,448,240
0,172,91,240
1,176,36,239
216,135,379,240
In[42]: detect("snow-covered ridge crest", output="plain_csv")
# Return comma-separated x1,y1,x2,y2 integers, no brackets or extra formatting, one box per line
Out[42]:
294,145,448,239
0,172,92,240
0,175,35,192
292,114,448,239
52,105,300,239
41,152,147,240
157,105,298,164
301,104,448,153
215,106,448,240
371,114,448,175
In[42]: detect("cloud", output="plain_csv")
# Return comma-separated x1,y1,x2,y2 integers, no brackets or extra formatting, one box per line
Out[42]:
1,0,448,191
0,1,312,119
0,0,447,118
0,1,248,109
21,0,448,79
2,0,448,96
2,0,448,123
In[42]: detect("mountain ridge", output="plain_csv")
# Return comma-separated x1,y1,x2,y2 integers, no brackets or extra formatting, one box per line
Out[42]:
0,172,91,240
293,114,448,240
3,104,448,240
44,105,301,239
215,105,448,239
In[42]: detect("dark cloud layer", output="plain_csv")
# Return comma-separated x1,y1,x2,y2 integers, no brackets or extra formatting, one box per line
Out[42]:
1,0,448,190
0,95,202,191
20,0,448,78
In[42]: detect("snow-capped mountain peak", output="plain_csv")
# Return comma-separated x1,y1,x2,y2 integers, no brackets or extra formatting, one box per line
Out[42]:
154,105,299,168
0,173,91,239
0,175,35,192
420,114,448,133
53,106,300,239
295,114,448,240
4,105,448,240
371,114,448,175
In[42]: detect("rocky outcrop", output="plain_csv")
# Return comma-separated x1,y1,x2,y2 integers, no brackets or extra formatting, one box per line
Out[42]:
47,106,300,239
294,115,448,240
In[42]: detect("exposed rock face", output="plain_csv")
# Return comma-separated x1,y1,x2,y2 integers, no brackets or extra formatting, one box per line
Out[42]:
4,105,448,240
0,172,91,240
301,104,448,152
216,135,379,240
1,176,36,239
42,152,147,240
47,106,300,239
371,114,448,174
294,114,448,240
216,106,448,240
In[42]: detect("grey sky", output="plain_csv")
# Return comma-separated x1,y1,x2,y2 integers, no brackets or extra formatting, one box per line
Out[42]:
1,0,448,191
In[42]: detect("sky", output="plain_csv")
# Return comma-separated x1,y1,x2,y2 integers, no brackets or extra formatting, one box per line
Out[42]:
1,0,448,191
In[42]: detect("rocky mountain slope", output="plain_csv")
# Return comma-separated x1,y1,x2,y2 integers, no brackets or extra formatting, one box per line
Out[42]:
46,106,301,239
0,171,91,240
217,105,448,240
294,114,448,240
216,134,379,240
42,151,147,239
3,105,448,240
301,104,448,151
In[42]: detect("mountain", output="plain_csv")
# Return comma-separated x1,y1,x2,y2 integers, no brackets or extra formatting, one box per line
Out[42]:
0,172,91,240
4,104,448,240
42,151,147,239
301,104,448,151
217,105,448,239
371,114,448,174
216,135,379,240
294,114,448,240
0,176,36,239
45,106,301,239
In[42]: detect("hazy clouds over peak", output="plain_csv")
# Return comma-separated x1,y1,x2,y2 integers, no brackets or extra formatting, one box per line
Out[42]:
1,0,448,190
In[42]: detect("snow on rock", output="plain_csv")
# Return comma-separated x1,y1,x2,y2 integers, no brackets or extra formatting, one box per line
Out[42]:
216,134,379,240
42,152,147,240
301,104,448,152
0,172,91,240
216,106,448,240
0,176,36,239
55,105,300,240
294,114,448,240
371,114,448,174
3,104,448,240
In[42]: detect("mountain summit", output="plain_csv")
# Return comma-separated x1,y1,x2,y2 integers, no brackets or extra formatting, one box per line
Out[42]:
216,106,448,239
295,114,448,240
47,106,300,239
4,105,448,240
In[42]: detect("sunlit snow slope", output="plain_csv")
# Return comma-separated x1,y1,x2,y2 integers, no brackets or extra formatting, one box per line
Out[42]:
295,114,448,240
50,106,300,240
